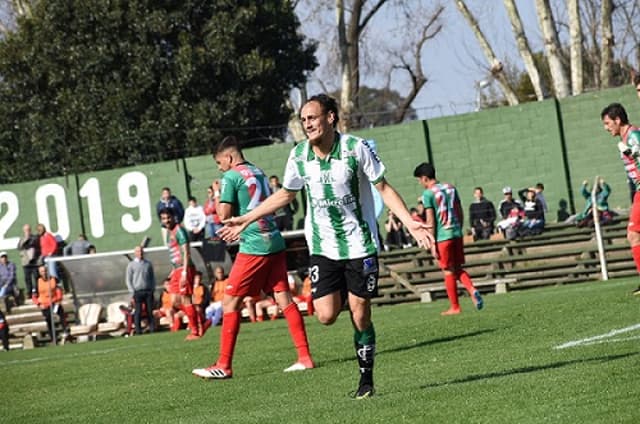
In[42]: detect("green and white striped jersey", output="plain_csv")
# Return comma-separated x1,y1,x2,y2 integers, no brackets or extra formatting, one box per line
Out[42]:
283,133,385,260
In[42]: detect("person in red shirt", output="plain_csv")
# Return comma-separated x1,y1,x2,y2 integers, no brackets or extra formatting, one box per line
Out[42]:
36,223,59,280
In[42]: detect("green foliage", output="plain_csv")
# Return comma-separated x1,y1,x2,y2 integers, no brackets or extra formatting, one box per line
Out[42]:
0,0,316,183
2,278,640,423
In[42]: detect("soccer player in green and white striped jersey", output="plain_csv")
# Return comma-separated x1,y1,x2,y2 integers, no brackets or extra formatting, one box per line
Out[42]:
219,94,435,398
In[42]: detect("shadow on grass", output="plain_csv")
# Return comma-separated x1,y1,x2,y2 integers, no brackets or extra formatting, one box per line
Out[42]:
420,351,640,389
320,328,498,366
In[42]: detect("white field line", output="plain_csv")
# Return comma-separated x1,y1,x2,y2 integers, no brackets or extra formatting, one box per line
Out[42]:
0,343,152,365
554,323,640,350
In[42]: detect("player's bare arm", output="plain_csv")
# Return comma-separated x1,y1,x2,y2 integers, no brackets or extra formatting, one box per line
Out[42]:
218,188,297,242
374,179,435,251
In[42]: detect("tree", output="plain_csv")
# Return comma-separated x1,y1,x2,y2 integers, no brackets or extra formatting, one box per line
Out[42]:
599,0,613,88
568,0,583,95
296,1,444,131
503,0,544,101
534,0,570,99
346,86,417,128
0,0,316,183
454,0,519,106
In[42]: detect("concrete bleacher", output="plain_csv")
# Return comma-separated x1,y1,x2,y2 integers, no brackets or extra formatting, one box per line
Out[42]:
377,218,633,305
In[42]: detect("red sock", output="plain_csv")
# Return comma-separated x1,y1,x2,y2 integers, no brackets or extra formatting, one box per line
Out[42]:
182,304,199,336
217,311,241,370
631,245,640,274
444,273,460,309
456,270,477,296
282,303,312,362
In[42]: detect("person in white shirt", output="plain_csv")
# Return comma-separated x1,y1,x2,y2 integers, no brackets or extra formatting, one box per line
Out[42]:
183,196,206,242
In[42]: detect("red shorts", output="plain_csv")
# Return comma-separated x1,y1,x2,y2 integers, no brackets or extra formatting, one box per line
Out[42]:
629,192,640,233
225,251,289,298
168,265,195,296
436,237,465,270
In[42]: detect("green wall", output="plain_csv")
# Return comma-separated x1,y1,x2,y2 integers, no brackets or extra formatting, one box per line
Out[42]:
1,85,638,266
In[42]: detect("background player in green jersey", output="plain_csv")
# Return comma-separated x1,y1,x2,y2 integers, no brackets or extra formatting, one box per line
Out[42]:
219,95,435,398
192,136,314,380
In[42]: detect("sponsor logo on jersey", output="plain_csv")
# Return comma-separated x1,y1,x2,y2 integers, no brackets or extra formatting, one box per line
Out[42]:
310,194,356,209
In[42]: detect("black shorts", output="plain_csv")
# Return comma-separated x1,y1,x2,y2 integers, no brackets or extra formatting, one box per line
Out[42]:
308,254,379,300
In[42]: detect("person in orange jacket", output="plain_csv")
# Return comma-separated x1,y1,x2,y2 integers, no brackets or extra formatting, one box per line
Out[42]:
34,265,68,343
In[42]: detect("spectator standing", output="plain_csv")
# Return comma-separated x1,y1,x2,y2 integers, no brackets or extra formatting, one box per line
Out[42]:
216,95,435,398
17,224,39,296
469,187,496,241
183,196,207,242
0,252,18,299
600,103,640,296
35,265,68,343
156,187,185,245
36,223,58,279
125,246,156,335
63,234,92,256
414,162,484,316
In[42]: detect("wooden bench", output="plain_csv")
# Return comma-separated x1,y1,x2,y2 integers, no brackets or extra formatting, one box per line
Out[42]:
418,278,516,303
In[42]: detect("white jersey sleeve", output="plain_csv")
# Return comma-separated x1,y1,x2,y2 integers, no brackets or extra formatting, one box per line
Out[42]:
283,144,305,191
358,139,386,184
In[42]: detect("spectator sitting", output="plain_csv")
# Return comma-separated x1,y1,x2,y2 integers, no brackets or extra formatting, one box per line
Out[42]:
204,266,226,327
570,179,615,227
0,309,9,351
183,196,206,242
63,234,92,256
152,279,183,332
192,271,210,335
410,207,425,224
533,183,548,219
518,188,545,236
557,199,571,222
290,270,314,317
254,291,277,322
384,210,411,250
497,187,523,239
0,252,18,299
269,175,298,231
469,186,496,241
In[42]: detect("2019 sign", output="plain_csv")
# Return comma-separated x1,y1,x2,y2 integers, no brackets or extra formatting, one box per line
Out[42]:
0,171,152,250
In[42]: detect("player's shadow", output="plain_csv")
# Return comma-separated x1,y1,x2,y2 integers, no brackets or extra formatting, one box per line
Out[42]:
420,351,640,389
378,328,498,357
321,328,497,366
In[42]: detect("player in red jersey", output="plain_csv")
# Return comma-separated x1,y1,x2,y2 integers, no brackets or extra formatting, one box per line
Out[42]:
414,162,484,315
160,208,203,340
601,103,640,295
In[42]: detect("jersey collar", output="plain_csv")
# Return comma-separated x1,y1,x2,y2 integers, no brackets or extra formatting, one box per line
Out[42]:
307,132,341,161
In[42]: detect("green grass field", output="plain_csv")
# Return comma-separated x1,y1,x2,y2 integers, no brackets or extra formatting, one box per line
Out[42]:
3,278,640,424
